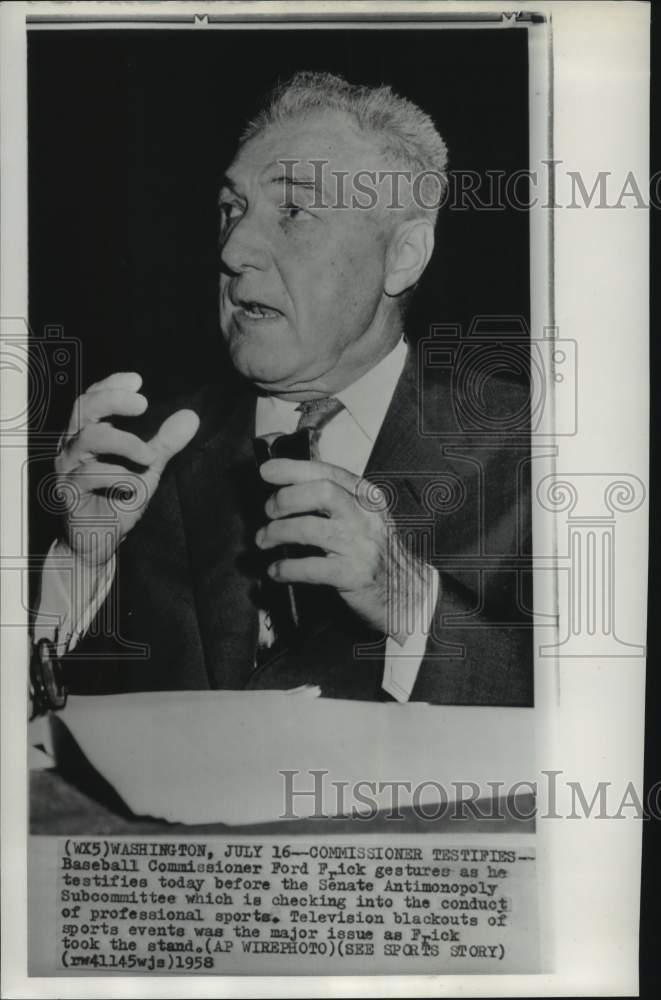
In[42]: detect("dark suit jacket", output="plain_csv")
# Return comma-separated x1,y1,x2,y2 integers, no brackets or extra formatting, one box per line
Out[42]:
63,347,533,705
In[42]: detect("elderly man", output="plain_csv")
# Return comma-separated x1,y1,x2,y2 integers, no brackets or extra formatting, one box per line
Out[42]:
34,72,532,706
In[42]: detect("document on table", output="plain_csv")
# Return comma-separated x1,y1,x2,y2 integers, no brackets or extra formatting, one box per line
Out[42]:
39,690,535,825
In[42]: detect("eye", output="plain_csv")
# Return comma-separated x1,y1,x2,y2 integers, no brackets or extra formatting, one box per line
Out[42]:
282,203,312,222
219,201,243,225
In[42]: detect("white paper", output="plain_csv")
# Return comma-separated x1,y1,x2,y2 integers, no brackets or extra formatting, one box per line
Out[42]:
45,692,535,825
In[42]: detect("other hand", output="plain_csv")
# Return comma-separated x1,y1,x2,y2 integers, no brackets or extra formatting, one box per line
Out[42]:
256,458,434,642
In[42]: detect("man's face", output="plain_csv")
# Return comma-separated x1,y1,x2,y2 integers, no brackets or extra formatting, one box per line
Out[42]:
218,112,398,397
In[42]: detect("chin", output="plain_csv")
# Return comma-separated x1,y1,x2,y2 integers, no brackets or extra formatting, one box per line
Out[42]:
229,341,298,387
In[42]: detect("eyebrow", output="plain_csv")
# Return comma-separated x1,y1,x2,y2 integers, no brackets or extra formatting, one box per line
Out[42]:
268,175,330,209
218,175,241,201
267,175,318,189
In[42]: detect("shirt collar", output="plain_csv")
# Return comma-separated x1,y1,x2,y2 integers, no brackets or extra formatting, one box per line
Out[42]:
336,337,407,442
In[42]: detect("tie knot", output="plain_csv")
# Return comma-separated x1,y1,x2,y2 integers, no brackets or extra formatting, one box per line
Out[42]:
295,397,344,433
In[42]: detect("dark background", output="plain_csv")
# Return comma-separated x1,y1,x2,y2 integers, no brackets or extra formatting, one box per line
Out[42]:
26,27,530,571
27,26,530,412
27,24,531,621
27,25,530,558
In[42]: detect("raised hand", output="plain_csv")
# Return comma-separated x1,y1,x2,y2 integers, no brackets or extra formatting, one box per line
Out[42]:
54,372,199,566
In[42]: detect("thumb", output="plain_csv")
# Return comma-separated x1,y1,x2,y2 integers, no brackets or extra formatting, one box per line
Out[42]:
149,409,200,473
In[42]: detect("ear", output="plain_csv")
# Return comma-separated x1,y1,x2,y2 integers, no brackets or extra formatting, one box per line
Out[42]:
384,217,435,297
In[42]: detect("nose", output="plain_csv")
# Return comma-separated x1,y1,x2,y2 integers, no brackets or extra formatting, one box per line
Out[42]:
219,210,271,274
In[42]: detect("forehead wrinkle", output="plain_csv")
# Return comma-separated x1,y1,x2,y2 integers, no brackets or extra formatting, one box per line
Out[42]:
242,115,387,171
227,153,335,202
260,158,324,192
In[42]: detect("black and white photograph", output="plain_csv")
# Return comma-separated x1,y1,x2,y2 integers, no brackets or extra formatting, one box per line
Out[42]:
0,1,650,996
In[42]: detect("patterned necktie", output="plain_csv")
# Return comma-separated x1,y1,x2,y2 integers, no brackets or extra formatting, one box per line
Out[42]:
295,397,345,458
255,396,345,660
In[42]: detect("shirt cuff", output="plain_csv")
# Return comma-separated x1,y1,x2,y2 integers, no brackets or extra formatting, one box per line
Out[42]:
33,539,116,656
381,566,439,703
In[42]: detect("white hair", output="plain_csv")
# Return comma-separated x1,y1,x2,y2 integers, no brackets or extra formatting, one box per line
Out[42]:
240,71,449,223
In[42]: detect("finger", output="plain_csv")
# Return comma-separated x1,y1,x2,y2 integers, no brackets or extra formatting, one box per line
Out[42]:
64,462,146,497
85,371,143,393
76,388,148,426
260,457,359,494
257,514,354,554
265,479,355,521
60,423,156,471
267,555,349,588
148,409,200,473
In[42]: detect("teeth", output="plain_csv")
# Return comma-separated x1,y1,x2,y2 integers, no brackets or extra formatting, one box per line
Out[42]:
241,302,276,319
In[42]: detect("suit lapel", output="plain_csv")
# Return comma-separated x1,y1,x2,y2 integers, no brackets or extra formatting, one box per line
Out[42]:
365,345,452,522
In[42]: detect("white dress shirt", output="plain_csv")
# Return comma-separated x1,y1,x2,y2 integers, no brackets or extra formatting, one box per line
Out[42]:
35,338,438,701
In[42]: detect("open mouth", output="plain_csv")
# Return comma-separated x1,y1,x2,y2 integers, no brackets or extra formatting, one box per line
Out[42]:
235,300,282,321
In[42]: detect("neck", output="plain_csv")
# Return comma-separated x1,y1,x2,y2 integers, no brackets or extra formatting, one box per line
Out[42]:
268,316,405,403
